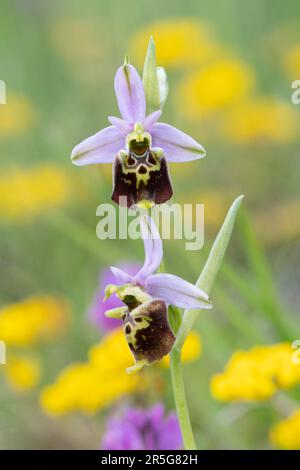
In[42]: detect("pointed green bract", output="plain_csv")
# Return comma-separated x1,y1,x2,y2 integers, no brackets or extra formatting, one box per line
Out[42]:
142,37,160,112
174,195,244,350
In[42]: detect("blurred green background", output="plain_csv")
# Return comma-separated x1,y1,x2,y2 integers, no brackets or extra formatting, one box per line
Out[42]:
0,0,300,450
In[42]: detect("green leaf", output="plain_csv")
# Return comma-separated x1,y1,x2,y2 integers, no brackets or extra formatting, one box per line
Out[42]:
174,195,244,350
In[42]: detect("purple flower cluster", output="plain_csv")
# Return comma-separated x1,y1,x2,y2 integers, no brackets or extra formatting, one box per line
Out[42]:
101,404,182,450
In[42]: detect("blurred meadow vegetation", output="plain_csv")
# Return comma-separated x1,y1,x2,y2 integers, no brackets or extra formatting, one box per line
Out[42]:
0,0,300,449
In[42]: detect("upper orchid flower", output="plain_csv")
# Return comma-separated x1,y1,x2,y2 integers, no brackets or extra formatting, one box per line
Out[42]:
71,63,206,207
104,215,211,372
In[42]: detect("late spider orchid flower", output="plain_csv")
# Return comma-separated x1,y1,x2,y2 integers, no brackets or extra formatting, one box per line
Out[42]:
104,215,211,372
71,63,206,207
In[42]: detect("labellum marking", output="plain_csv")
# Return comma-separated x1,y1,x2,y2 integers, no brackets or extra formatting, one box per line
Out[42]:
122,298,175,366
112,150,173,207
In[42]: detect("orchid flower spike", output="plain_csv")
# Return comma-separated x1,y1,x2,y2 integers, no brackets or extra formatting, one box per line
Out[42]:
105,215,212,373
71,59,206,207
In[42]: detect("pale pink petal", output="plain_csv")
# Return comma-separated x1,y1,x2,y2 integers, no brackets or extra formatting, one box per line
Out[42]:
146,273,212,309
114,64,146,123
71,126,124,166
108,116,133,135
151,123,206,162
110,266,135,284
143,110,162,131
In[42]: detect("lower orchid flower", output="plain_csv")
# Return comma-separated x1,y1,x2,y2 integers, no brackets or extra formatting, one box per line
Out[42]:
104,215,212,372
71,60,205,207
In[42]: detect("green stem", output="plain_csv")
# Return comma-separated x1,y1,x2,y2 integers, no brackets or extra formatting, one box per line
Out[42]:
170,347,197,450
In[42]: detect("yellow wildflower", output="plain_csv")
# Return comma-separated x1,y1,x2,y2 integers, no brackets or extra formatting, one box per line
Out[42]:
40,328,142,416
4,354,41,391
0,295,69,347
270,409,300,450
221,99,298,144
181,331,202,362
211,343,300,402
0,92,35,137
178,59,255,119
40,328,201,416
41,361,142,415
129,19,222,68
0,165,71,222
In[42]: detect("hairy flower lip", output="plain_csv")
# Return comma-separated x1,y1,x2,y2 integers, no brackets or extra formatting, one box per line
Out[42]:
123,298,175,370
